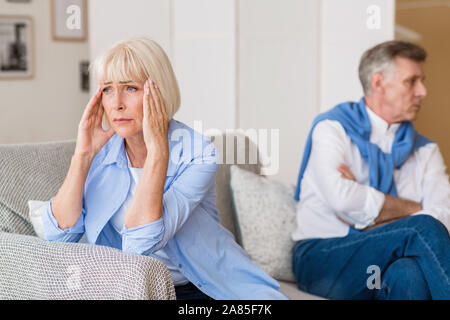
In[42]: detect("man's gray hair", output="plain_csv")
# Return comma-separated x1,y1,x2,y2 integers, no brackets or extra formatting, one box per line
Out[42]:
358,40,427,95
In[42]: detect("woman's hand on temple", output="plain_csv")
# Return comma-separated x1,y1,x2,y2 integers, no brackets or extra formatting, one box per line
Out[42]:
74,88,115,159
123,79,169,229
142,79,169,161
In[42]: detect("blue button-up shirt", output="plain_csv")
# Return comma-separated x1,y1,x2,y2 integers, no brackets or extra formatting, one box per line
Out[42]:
42,119,286,300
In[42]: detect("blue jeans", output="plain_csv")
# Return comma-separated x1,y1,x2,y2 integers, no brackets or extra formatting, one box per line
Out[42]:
175,282,213,300
292,215,450,300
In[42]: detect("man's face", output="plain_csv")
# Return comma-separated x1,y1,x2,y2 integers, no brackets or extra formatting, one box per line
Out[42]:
379,56,427,123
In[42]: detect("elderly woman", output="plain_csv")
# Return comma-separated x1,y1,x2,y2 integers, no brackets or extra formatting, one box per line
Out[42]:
41,37,286,300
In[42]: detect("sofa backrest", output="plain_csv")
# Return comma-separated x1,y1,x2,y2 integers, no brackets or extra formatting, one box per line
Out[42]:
211,133,261,243
0,140,75,235
0,132,261,241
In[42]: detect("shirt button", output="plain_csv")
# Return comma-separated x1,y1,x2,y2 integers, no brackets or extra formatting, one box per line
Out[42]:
178,264,182,268
198,283,202,288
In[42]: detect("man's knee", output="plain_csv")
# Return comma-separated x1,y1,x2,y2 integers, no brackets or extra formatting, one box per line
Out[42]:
378,258,431,299
405,214,448,237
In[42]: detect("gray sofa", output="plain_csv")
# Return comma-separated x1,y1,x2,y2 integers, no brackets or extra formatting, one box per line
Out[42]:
0,133,320,300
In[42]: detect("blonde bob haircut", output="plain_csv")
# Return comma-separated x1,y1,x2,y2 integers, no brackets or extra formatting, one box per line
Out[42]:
90,37,181,122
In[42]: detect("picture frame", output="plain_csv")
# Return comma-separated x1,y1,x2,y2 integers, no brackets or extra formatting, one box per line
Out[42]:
51,0,87,41
0,15,34,79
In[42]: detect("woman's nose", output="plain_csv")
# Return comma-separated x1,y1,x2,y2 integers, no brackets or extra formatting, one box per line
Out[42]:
111,92,125,110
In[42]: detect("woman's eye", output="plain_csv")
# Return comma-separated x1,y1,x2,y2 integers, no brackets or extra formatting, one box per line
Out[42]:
102,87,112,93
127,86,137,92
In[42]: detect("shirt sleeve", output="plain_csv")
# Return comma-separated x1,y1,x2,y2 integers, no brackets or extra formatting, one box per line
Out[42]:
307,120,385,229
411,144,450,231
41,197,85,242
121,142,218,255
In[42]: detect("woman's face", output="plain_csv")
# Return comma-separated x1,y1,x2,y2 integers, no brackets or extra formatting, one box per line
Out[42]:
101,80,145,139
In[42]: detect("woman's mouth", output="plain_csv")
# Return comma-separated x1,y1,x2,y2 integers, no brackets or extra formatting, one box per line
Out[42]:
113,118,133,124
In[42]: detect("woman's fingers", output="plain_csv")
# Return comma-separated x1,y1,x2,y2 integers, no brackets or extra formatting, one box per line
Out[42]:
88,87,102,108
143,80,152,119
143,78,168,135
149,80,164,117
95,101,105,126
79,88,101,131
82,88,102,120
147,80,158,117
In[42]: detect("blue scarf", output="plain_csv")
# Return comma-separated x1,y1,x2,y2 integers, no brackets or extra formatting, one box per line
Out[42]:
294,97,432,203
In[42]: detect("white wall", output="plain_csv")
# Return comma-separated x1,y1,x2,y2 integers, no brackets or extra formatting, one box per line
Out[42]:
87,0,321,184
0,0,396,181
86,0,396,185
1,0,396,183
172,0,237,131
89,0,237,132
88,0,171,90
238,0,321,183
320,0,395,111
0,0,89,144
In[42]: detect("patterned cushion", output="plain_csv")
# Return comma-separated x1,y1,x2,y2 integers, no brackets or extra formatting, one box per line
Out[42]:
0,140,174,299
0,140,75,235
0,232,175,299
211,133,261,244
230,165,297,282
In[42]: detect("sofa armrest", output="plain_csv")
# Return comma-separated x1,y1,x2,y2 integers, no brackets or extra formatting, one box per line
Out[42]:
0,232,175,300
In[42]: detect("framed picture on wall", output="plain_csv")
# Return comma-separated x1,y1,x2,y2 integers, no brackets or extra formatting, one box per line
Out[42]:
51,0,87,41
0,15,34,79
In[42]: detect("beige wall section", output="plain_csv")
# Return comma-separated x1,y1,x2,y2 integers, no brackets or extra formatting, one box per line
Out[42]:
0,0,89,144
396,0,450,174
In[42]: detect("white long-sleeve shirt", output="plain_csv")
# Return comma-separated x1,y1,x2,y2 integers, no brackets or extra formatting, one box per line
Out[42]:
292,106,450,241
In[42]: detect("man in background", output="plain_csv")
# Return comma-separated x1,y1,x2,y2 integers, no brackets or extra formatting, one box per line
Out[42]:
292,40,450,300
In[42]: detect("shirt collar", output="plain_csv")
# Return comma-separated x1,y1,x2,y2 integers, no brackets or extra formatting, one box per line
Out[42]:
365,104,401,136
102,134,127,167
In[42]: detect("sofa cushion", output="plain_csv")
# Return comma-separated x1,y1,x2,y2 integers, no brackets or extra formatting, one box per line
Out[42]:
230,165,297,282
279,280,324,300
211,133,261,244
0,140,75,235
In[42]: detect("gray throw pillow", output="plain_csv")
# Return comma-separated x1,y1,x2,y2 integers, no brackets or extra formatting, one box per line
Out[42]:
230,165,297,282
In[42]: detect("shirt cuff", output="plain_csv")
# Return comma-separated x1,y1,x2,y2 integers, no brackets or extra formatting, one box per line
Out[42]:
42,198,85,241
121,217,164,255
354,188,386,229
